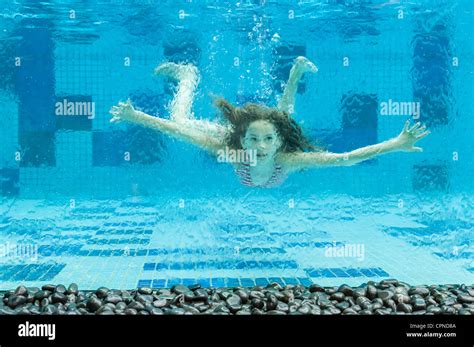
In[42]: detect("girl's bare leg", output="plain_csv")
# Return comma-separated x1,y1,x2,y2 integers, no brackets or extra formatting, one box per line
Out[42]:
277,56,318,116
154,62,229,137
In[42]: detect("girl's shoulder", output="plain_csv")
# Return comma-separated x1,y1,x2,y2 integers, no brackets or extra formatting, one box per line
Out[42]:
275,152,305,173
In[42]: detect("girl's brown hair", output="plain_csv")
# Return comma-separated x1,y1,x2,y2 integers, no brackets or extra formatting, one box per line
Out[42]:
214,98,322,153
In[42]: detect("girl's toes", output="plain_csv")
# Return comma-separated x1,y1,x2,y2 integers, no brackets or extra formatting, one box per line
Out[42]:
154,62,182,78
295,56,318,73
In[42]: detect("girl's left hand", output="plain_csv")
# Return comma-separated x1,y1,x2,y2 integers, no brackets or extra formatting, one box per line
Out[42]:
394,120,430,152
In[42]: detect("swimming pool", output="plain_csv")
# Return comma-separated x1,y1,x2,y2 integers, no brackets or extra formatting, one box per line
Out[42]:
0,0,473,301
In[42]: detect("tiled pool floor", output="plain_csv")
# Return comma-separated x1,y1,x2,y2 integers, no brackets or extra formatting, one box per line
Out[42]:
0,194,473,290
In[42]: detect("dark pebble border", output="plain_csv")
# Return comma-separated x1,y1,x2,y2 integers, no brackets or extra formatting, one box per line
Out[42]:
1,279,473,315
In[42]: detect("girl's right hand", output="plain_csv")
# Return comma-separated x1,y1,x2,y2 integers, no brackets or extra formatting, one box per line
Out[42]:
109,100,137,123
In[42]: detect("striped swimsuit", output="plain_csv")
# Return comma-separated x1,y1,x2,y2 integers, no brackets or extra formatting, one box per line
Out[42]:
235,161,286,188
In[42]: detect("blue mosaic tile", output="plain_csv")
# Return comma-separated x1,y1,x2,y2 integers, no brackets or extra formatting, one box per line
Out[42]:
182,278,197,286
211,278,226,287
169,262,183,270
144,263,156,271
196,278,211,287
87,237,150,245
19,131,56,167
120,201,156,208
268,277,285,286
330,268,350,278
306,267,389,278
346,268,364,277
16,25,56,134
434,252,474,260
156,263,168,270
96,229,154,236
240,278,255,287
167,278,182,287
0,168,20,196
137,280,152,288
298,278,313,286
144,259,298,271
226,278,241,287
152,279,166,288
240,247,286,254
413,164,449,192
371,267,390,277
92,131,128,167
255,277,269,286
359,268,376,277
0,263,66,281
283,277,299,285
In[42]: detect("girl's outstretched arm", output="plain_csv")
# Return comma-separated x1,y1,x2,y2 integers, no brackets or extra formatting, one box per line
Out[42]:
280,120,430,170
109,100,225,155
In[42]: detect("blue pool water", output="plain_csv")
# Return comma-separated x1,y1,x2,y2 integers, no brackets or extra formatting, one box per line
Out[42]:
0,0,473,290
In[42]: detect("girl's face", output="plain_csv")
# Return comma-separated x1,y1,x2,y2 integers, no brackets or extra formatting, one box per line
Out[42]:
241,120,282,163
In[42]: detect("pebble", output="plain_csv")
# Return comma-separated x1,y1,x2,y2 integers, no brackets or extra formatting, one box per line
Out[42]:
8,295,27,309
105,294,122,304
42,304,58,315
397,303,413,313
86,297,102,312
34,290,50,301
381,279,399,286
151,308,164,315
377,289,393,301
408,287,430,297
14,286,28,296
67,283,79,295
330,292,345,302
51,293,68,305
336,284,352,296
96,287,109,299
41,284,56,292
411,297,427,311
138,287,153,295
309,284,325,293
367,285,377,299
353,287,367,298
234,289,249,304
458,294,474,304
55,285,67,294
0,281,472,316
172,285,191,295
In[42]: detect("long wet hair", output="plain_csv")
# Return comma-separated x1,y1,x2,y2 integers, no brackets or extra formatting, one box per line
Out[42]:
214,98,322,153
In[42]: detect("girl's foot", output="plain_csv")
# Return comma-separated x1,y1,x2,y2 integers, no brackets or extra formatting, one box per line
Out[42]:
154,62,198,81
294,56,318,73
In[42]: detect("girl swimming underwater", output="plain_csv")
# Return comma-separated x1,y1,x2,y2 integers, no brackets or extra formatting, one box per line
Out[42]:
109,56,430,188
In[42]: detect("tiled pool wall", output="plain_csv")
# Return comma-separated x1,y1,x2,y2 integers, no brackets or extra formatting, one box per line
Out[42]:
0,2,473,199
1,194,473,291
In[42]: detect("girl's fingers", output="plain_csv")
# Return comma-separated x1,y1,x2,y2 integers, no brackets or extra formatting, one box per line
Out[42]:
416,131,430,139
403,120,410,132
409,122,421,132
410,146,423,152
